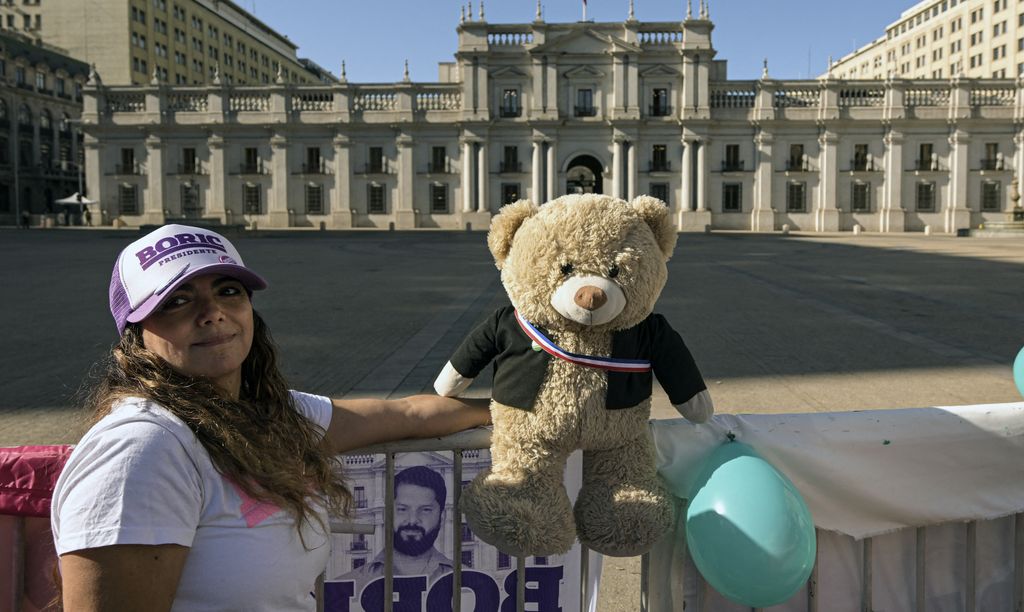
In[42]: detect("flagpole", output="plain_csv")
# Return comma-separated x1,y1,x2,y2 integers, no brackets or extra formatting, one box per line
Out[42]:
582,0,587,21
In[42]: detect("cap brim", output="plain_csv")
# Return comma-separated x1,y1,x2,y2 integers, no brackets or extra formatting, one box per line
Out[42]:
125,263,268,324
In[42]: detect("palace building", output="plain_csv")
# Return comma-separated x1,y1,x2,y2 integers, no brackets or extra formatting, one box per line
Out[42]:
80,1,1023,233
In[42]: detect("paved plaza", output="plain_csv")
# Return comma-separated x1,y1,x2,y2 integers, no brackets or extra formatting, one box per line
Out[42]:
3,227,1023,609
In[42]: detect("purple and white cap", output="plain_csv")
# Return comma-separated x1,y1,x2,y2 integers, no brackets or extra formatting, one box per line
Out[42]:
109,224,267,334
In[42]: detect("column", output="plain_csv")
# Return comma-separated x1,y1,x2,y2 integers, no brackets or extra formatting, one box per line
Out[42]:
268,134,289,227
84,137,103,223
207,133,227,223
1016,130,1024,195
881,128,905,233
331,134,352,228
546,140,557,200
626,140,637,200
612,55,625,114
946,128,970,233
531,138,543,202
752,130,775,232
816,130,839,232
545,58,557,116
461,139,474,212
396,134,415,228
144,134,166,224
696,139,707,212
680,138,693,211
612,139,623,199
477,141,489,213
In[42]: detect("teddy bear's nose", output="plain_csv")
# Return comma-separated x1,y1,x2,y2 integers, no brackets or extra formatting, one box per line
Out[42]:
574,286,608,311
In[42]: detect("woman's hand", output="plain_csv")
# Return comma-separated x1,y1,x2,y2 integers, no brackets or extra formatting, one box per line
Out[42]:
60,544,188,612
322,395,491,454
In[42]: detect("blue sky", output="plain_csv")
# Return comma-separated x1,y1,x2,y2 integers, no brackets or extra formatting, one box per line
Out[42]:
244,0,907,83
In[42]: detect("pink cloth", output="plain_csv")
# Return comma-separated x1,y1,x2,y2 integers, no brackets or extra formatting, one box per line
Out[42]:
0,445,72,518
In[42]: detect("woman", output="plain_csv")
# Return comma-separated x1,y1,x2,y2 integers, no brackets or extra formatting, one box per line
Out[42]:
51,224,490,611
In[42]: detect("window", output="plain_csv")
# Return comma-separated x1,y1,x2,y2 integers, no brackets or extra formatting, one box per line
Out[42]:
119,184,138,214
788,144,805,171
39,109,51,131
918,143,934,170
181,183,200,216
502,183,520,205
429,183,448,213
786,182,806,212
983,143,999,170
853,144,869,171
243,147,259,173
500,88,520,117
368,147,384,173
916,182,935,211
851,182,871,212
651,88,669,116
15,66,25,85
575,88,594,117
305,147,321,173
305,184,323,214
497,552,511,570
722,183,742,212
461,522,473,543
243,184,261,214
981,181,1001,211
353,486,366,509
534,556,548,566
368,184,386,214
501,146,519,173
430,146,447,173
461,551,473,568
120,148,135,174
350,534,367,551
651,145,669,172
649,183,670,206
723,144,741,171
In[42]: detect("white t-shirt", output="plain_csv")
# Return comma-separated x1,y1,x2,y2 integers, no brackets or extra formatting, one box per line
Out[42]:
51,390,334,612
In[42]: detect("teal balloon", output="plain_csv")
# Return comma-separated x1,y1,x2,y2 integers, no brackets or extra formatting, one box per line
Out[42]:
1013,346,1024,399
685,441,816,608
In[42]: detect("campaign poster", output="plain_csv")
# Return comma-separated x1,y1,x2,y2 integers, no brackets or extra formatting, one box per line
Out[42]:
324,450,596,612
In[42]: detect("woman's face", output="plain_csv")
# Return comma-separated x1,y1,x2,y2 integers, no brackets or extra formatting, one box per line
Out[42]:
140,273,254,398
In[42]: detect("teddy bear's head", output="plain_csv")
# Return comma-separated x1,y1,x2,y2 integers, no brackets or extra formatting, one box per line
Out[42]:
487,194,677,333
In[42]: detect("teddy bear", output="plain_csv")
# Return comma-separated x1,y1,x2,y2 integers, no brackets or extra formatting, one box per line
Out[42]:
433,193,713,558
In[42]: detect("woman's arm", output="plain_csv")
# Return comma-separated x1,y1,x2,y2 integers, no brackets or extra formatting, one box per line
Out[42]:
60,544,188,612
322,395,491,454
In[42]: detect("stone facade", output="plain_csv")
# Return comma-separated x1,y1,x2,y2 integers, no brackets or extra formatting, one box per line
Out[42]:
81,9,1024,233
0,31,88,226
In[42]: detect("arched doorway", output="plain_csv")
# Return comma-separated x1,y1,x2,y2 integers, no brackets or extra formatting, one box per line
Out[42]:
565,155,604,195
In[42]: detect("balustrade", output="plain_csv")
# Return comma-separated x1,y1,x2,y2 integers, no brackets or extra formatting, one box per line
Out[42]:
166,92,208,113
105,93,145,113
970,87,1015,106
710,87,755,108
294,90,333,112
774,88,820,108
905,87,951,107
416,89,462,111
228,91,271,112
838,87,885,107
352,90,397,112
638,31,682,44
487,31,534,45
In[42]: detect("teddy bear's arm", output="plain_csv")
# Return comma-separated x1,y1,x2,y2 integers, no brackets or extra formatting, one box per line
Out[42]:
434,361,474,397
649,314,715,423
433,308,505,397
674,389,714,424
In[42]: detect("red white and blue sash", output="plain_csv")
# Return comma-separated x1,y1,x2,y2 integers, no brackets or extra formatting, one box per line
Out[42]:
514,310,651,373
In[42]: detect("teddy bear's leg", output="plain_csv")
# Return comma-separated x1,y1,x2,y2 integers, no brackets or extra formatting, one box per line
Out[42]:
463,429,576,557
573,434,675,557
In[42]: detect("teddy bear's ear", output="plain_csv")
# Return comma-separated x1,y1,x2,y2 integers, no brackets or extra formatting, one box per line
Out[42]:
487,199,539,269
630,195,678,260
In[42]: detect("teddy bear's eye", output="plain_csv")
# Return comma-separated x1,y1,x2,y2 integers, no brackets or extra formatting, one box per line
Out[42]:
560,263,574,275
608,265,620,278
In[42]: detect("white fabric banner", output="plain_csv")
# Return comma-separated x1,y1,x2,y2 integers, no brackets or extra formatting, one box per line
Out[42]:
651,402,1024,539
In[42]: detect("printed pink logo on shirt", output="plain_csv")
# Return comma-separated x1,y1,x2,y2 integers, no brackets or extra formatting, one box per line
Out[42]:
225,478,282,527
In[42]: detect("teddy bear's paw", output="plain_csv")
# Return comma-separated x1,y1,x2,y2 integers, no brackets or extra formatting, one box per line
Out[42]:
462,473,576,557
574,482,675,557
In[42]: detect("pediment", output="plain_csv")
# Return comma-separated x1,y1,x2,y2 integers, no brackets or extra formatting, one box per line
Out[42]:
532,28,641,55
490,66,530,79
640,64,680,78
564,65,606,79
